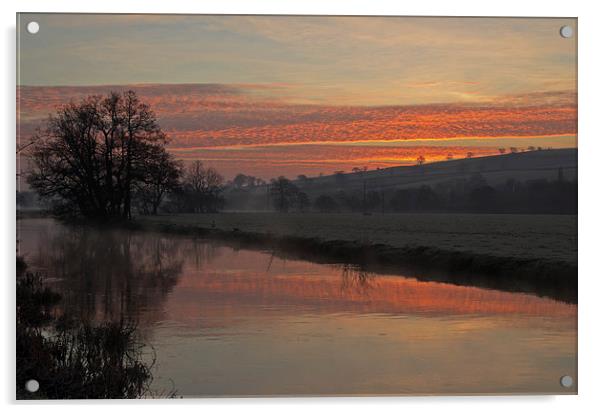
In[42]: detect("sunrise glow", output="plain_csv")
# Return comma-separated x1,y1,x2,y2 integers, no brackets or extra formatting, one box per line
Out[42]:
17,15,577,179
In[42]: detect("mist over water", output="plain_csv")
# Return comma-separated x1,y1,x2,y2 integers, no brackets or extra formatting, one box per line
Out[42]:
18,218,576,396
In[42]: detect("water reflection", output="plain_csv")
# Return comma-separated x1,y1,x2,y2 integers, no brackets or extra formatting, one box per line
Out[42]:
340,265,375,293
20,219,187,324
18,219,577,396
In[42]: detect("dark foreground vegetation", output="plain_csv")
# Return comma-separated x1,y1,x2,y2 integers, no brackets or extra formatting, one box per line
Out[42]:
16,257,156,399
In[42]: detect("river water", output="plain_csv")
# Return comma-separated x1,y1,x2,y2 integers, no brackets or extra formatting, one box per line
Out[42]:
18,218,577,396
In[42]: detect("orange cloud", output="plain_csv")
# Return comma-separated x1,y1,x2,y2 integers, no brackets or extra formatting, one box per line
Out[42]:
166,104,575,149
17,84,577,178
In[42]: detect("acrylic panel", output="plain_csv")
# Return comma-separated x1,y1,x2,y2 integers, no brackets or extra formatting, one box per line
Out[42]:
16,14,577,399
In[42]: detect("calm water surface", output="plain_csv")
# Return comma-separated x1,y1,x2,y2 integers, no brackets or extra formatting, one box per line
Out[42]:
18,218,577,396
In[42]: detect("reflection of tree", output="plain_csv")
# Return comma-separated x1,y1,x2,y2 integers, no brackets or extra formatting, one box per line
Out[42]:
340,264,375,294
35,224,187,324
184,239,222,272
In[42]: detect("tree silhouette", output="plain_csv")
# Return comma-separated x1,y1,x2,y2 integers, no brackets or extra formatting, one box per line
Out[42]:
232,173,249,189
178,161,224,213
269,176,298,212
27,91,177,219
133,146,182,215
296,191,310,212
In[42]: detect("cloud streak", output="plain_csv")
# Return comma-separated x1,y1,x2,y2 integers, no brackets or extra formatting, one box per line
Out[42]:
18,84,576,178
18,85,576,141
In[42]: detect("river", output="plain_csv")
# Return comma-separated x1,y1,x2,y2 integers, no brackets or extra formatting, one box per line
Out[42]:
17,218,577,396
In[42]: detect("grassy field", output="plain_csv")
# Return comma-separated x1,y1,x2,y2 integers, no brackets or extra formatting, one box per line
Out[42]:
139,212,577,266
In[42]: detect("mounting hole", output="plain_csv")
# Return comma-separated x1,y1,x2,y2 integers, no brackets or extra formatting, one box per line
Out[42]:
26,21,40,34
25,379,39,393
560,375,574,388
559,25,573,38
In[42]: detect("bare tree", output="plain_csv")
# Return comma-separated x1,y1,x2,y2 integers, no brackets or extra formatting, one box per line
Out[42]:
416,155,425,166
134,148,182,215
296,191,310,212
27,91,170,219
120,91,167,219
269,176,298,212
181,161,224,213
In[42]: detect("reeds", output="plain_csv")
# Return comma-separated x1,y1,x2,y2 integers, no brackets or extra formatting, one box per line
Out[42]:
16,257,155,399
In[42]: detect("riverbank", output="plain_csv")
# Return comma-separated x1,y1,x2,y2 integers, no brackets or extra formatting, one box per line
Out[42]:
128,213,577,303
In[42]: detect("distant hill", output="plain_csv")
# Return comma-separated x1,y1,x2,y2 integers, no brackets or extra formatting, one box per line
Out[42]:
224,148,577,212
243,148,575,192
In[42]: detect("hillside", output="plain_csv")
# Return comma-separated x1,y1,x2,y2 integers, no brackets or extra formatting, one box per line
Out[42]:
293,148,577,194
225,148,577,211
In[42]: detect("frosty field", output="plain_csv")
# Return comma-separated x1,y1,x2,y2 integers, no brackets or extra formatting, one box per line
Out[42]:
139,212,577,266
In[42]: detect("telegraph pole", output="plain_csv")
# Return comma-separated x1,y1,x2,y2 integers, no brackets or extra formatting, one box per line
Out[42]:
363,180,367,215
266,184,270,211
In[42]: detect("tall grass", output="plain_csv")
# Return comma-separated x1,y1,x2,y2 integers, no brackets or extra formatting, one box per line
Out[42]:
16,257,156,399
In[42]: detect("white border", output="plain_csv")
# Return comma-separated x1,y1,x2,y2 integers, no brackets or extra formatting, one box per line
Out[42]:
3,1,601,412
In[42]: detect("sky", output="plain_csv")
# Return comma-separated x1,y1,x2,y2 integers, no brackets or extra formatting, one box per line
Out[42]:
17,14,577,179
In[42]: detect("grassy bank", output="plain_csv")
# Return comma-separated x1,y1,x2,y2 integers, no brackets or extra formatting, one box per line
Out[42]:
131,212,577,303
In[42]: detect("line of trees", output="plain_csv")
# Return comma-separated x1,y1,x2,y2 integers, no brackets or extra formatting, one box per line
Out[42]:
26,91,224,219
229,173,266,189
222,171,576,215
304,172,576,214
227,170,574,214
165,161,225,213
269,176,310,212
